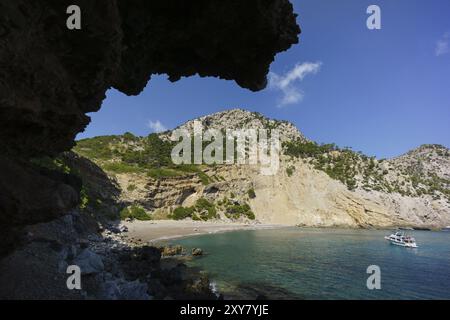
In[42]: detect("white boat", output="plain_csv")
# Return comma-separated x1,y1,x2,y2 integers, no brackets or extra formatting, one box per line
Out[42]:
384,231,418,248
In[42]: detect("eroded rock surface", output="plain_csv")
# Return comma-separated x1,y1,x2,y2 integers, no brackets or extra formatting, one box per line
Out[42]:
0,210,215,299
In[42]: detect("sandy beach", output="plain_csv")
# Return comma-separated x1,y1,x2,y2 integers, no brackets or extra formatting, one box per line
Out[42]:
122,220,286,244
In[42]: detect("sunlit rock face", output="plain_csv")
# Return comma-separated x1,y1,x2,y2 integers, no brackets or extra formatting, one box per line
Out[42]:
0,0,300,250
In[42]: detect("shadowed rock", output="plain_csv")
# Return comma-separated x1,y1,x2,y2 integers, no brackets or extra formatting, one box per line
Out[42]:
0,0,300,158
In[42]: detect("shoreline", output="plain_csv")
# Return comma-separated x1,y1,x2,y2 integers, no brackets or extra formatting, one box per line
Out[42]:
123,220,288,244
122,220,444,246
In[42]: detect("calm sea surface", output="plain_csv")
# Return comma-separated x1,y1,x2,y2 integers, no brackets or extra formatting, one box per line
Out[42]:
171,228,450,299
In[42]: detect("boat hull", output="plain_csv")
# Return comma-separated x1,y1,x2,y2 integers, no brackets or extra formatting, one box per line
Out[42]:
389,240,418,248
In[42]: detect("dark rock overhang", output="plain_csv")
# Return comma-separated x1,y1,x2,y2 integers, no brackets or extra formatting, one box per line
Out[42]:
0,0,300,250
0,0,300,158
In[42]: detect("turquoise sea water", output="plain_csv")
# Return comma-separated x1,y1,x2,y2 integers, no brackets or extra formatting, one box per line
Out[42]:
171,228,450,299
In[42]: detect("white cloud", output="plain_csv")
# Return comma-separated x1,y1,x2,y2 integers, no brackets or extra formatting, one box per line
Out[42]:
268,62,322,107
435,32,450,56
147,120,167,133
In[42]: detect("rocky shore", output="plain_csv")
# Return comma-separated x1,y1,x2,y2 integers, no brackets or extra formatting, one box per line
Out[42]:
0,210,215,300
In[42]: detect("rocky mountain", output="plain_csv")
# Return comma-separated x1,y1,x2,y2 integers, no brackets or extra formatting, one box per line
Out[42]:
388,144,450,181
162,109,307,143
73,109,450,229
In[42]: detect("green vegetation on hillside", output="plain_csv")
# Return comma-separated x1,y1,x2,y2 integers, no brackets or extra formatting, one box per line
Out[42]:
171,198,218,221
73,129,449,202
286,166,295,177
73,133,212,185
284,140,338,158
73,135,118,160
120,205,152,221
217,198,255,220
283,139,449,200
225,202,255,220
74,133,172,167
284,139,361,190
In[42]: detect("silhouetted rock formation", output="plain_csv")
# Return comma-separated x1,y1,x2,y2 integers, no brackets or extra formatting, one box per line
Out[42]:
0,0,299,158
0,0,300,252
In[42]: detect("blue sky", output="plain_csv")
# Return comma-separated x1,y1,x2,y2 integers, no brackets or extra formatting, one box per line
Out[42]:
77,0,450,159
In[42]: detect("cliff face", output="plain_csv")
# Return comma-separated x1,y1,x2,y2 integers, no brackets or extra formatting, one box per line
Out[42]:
355,145,450,227
0,0,300,251
75,109,450,229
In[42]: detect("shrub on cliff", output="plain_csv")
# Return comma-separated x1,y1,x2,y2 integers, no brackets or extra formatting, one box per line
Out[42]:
103,162,144,174
245,210,256,220
171,198,218,221
286,166,295,177
172,207,194,220
195,198,218,220
120,205,152,221
73,135,117,160
284,140,337,158
225,203,255,220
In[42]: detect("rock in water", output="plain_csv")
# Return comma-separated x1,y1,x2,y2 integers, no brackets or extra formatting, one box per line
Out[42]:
162,245,184,257
192,248,203,256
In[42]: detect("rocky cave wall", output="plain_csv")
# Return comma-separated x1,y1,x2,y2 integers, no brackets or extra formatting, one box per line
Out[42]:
0,0,300,253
